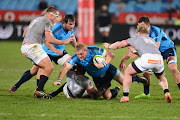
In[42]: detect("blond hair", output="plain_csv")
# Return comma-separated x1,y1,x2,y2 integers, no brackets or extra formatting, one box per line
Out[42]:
75,43,87,51
136,24,149,34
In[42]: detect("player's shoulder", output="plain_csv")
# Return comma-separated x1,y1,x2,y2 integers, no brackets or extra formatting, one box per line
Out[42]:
87,46,102,50
40,16,52,23
151,25,160,31
53,22,63,30
71,54,79,60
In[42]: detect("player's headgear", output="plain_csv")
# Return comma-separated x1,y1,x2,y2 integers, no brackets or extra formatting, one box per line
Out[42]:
46,6,58,13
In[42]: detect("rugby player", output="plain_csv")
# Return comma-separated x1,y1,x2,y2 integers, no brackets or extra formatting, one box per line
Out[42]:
8,6,72,98
9,15,76,97
104,24,172,103
53,43,148,99
121,16,180,99
37,14,77,87
50,64,120,99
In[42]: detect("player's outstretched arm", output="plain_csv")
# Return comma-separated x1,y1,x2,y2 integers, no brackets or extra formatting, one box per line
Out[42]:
103,50,114,65
70,34,77,47
103,40,129,49
53,62,73,86
44,42,63,55
45,31,73,45
120,49,130,72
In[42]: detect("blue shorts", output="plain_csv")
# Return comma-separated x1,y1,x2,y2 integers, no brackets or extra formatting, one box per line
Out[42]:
92,64,117,89
48,50,68,64
161,47,177,62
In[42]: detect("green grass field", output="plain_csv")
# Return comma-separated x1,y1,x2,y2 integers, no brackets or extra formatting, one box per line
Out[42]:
1,41,180,120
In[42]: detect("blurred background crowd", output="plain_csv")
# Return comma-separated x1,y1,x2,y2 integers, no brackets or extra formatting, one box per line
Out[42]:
0,0,180,43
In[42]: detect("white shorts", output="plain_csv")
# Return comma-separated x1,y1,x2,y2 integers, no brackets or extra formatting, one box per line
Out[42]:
63,83,90,98
21,44,48,64
133,53,164,74
99,26,110,32
57,54,71,66
63,83,71,98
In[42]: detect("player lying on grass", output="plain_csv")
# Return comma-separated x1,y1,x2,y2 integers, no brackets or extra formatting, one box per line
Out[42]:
104,24,172,103
53,43,148,99
49,64,120,99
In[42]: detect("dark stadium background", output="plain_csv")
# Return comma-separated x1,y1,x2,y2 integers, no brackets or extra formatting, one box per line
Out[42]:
0,0,180,43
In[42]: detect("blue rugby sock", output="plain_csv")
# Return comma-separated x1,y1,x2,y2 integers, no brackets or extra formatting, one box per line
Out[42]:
177,83,180,89
15,70,33,88
132,75,138,82
144,85,150,95
110,87,120,98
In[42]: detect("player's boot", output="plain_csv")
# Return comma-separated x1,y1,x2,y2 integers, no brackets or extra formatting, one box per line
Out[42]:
8,86,18,93
133,75,148,84
165,92,172,103
134,93,150,99
34,90,50,99
115,86,120,91
119,96,129,103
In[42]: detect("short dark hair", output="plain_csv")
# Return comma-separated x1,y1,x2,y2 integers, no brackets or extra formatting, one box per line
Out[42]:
46,6,58,13
63,14,75,23
138,16,150,25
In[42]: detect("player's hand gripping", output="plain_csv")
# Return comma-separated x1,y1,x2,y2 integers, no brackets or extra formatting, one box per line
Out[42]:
103,43,111,49
94,60,106,69
53,81,61,86
119,60,126,72
63,37,73,44
55,49,63,56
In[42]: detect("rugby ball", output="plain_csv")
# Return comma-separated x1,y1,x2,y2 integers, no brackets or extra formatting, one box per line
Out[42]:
93,55,105,64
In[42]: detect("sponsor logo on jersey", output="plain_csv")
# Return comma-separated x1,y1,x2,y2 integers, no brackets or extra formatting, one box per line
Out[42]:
57,29,61,33
88,81,93,88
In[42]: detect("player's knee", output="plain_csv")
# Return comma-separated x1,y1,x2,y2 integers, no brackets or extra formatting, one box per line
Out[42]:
104,95,111,100
45,64,54,73
169,65,178,74
30,66,39,75
49,65,54,72
103,90,111,100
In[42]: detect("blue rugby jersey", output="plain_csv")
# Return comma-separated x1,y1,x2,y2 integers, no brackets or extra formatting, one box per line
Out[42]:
149,25,174,53
68,46,110,77
42,22,74,56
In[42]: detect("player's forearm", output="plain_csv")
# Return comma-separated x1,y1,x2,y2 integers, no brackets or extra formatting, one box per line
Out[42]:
49,36,65,45
58,68,68,80
102,50,114,65
58,63,72,80
45,32,66,45
123,50,131,62
45,42,59,54
71,38,77,47
108,40,128,49
105,52,114,65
